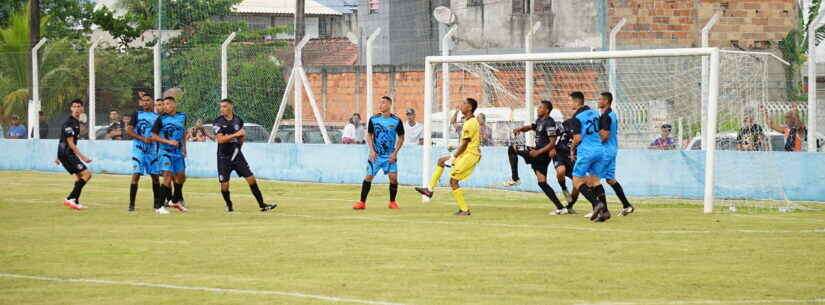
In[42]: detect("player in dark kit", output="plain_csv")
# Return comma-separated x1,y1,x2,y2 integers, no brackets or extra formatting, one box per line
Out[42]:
501,100,567,215
54,99,93,210
151,96,188,214
125,93,161,211
555,118,580,212
354,96,405,210
213,99,277,212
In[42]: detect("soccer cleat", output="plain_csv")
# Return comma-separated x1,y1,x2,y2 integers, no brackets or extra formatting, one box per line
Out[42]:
414,187,433,198
178,200,187,208
63,198,82,210
388,201,400,209
128,206,135,212
75,204,88,210
155,207,170,214
352,201,366,210
590,203,607,221
583,212,593,218
169,202,188,212
562,190,572,202
619,205,635,216
226,206,235,213
594,208,612,222
453,210,471,216
548,208,569,215
566,207,577,214
260,204,278,212
501,179,521,187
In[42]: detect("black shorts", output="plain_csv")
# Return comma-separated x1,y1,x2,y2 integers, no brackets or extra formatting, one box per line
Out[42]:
553,151,574,178
58,153,87,175
217,153,253,183
514,146,552,177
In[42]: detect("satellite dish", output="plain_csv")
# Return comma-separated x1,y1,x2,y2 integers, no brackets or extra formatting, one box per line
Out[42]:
433,6,455,25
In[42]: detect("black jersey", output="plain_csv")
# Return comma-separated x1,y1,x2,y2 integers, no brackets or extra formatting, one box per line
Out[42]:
555,119,576,154
213,114,244,159
58,116,81,157
532,116,559,149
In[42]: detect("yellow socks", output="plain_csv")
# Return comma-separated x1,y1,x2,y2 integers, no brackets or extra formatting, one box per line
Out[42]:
429,166,444,190
453,188,468,212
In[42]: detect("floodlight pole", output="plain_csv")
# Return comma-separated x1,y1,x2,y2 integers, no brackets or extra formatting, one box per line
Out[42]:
609,18,626,113
525,21,541,147
365,28,381,119
701,13,720,148
221,32,236,100
88,39,100,141
807,9,825,152
442,25,457,145
153,40,161,99
29,38,46,140
294,35,310,144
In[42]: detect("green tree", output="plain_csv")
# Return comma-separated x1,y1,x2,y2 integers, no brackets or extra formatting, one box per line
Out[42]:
0,0,96,41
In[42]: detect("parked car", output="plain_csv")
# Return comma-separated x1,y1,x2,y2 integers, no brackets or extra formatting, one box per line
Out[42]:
686,131,824,152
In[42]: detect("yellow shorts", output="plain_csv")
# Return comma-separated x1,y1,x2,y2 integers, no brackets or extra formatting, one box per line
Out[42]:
450,153,480,181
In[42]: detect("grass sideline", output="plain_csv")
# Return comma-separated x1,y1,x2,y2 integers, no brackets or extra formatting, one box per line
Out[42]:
0,170,823,305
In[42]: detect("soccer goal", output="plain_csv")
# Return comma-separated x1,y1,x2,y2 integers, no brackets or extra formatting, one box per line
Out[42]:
420,47,777,213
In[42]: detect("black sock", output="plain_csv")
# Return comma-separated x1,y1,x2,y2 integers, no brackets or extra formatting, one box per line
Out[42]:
151,183,160,209
558,179,568,191
579,185,599,209
568,188,580,208
507,146,520,181
359,180,372,202
610,182,631,208
595,185,607,206
129,184,138,207
160,185,171,207
389,183,398,202
221,190,233,209
249,183,265,207
68,179,87,201
538,182,564,209
173,183,183,203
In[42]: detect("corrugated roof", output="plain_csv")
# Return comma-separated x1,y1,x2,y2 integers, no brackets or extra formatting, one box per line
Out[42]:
234,0,342,16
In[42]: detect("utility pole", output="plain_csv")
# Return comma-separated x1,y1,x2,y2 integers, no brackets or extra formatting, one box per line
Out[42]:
295,0,305,42
29,0,40,103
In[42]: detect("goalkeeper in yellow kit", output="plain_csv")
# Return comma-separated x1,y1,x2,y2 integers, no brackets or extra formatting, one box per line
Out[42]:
415,98,481,216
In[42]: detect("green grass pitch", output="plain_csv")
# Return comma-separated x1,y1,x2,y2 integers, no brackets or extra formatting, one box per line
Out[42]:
0,170,823,305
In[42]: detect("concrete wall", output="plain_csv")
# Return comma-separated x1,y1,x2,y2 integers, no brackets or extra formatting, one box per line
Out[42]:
3,139,824,202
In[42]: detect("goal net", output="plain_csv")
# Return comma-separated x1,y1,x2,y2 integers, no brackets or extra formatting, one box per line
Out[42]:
422,48,801,213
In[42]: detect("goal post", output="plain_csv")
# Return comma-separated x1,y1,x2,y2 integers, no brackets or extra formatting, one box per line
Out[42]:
421,47,722,212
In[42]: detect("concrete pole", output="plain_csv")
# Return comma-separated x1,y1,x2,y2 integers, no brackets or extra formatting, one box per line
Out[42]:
701,13,721,148
807,10,825,152
441,26,457,145
221,32,236,100
294,35,310,144
154,41,161,99
29,38,46,140
525,21,542,147
609,18,626,109
365,28,381,119
88,40,100,141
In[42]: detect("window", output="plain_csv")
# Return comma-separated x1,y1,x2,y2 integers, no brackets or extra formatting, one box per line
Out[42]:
319,17,332,38
514,0,550,14
468,0,483,7
369,0,380,14
512,0,525,14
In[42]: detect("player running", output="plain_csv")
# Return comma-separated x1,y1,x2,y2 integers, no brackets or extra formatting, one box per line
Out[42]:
125,93,161,212
354,96,405,210
597,92,634,216
55,99,93,210
568,91,611,222
501,100,567,214
213,99,277,212
415,98,481,216
151,96,188,214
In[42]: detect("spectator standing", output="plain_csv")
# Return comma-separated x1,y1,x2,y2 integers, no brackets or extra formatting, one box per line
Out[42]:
342,113,364,144
764,104,806,152
33,111,49,139
477,113,493,146
7,115,27,139
649,124,675,150
106,111,123,140
121,113,134,140
403,108,424,145
737,110,766,151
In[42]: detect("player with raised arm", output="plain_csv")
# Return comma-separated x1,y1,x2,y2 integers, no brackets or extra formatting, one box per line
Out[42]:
125,93,161,212
415,98,481,216
554,119,578,211
213,99,277,212
354,96,405,210
568,91,611,222
55,99,93,210
151,96,188,214
598,92,634,216
502,100,567,214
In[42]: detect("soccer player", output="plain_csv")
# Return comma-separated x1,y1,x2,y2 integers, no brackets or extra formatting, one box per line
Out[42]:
415,98,481,216
597,92,634,216
354,96,405,210
124,94,161,212
568,91,611,222
151,96,188,214
554,119,577,209
502,100,567,215
55,99,93,210
213,99,277,212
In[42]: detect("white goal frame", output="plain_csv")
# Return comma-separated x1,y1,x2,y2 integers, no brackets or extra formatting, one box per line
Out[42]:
421,48,721,213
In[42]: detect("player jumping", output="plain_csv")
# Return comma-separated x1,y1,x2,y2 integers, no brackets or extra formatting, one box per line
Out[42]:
597,92,634,216
214,98,277,212
55,99,93,210
501,100,567,215
125,93,161,212
354,96,405,210
568,91,611,222
415,98,481,216
151,96,188,214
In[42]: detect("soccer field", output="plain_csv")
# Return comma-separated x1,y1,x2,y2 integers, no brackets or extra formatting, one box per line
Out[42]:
0,170,823,305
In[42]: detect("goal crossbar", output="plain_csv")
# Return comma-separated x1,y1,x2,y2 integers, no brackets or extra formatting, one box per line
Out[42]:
421,47,721,213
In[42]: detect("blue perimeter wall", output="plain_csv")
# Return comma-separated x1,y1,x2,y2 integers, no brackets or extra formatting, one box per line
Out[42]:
1,139,823,202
